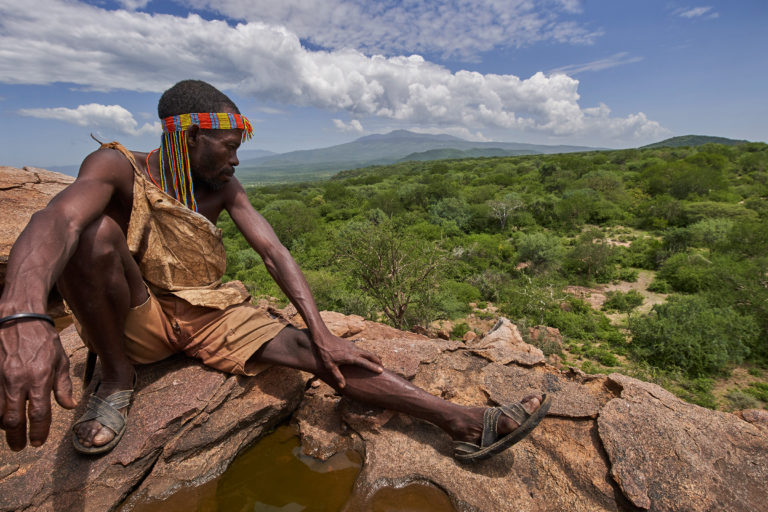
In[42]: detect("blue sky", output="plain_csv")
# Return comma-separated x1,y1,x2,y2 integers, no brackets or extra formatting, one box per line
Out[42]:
1,0,766,169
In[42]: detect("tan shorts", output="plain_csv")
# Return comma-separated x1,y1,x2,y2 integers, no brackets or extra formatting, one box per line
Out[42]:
79,287,289,376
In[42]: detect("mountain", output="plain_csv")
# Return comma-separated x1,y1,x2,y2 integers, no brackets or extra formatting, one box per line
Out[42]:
398,147,538,162
641,135,751,149
236,130,602,183
237,148,277,160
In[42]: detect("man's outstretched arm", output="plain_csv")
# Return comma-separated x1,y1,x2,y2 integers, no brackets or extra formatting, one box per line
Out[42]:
0,149,129,450
225,180,382,388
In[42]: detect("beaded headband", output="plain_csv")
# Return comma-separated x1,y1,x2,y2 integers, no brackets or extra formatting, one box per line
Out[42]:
161,112,254,142
154,112,252,211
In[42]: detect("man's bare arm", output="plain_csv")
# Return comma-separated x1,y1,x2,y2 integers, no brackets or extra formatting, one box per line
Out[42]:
225,180,382,387
0,148,131,450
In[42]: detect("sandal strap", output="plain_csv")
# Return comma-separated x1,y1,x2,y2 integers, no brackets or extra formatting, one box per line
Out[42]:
73,390,133,435
481,407,502,447
499,402,529,425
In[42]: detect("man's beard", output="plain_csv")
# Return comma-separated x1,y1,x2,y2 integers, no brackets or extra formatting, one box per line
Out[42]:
193,173,227,191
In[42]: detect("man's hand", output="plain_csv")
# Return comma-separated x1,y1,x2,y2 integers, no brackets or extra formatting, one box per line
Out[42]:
0,319,76,451
312,332,383,389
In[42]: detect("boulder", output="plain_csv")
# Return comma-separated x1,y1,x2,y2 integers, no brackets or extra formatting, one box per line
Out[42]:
0,166,74,320
0,325,308,512
467,317,545,366
294,318,768,512
0,166,74,287
2,312,767,512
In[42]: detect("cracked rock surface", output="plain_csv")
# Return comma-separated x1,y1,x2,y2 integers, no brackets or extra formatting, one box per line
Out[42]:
0,325,308,512
0,166,74,284
300,317,768,512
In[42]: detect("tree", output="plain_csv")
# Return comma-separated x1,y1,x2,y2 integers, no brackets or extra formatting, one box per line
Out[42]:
487,193,524,230
564,228,615,281
603,290,644,322
630,295,758,377
336,218,444,329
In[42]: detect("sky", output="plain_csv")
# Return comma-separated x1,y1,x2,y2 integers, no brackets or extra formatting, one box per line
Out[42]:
1,0,766,168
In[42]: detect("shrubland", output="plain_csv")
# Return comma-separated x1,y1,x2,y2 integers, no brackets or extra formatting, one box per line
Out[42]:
221,142,768,410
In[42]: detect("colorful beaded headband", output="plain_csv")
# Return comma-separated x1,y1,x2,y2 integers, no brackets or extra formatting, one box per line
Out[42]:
152,112,253,211
161,112,253,142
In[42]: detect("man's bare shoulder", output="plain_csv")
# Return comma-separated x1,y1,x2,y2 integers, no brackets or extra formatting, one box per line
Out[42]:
76,146,137,183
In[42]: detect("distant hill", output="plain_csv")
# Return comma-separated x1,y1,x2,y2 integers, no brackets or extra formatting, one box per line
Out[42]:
398,147,538,162
237,148,277,160
641,135,751,149
236,130,602,183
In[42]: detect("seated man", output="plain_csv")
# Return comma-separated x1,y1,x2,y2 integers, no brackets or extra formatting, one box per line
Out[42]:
0,80,549,461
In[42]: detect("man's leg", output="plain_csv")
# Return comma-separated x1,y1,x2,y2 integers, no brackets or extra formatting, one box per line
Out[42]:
56,215,147,449
252,327,542,446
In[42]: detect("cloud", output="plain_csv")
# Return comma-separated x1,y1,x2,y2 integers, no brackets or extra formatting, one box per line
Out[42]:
333,118,364,133
18,103,160,136
676,6,719,19
0,0,665,143
549,52,644,75
186,0,602,60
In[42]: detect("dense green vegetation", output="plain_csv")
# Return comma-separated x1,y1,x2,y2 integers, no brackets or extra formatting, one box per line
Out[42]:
221,141,768,409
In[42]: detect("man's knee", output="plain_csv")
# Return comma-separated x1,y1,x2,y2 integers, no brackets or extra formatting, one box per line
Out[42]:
71,216,126,269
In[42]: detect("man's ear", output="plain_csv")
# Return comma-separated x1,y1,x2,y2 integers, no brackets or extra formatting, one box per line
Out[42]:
186,125,200,147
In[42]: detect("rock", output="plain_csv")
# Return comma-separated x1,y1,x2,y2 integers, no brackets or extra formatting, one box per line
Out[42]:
293,314,768,512
468,317,545,366
430,320,453,340
0,325,308,512
736,409,768,431
598,373,768,511
288,310,365,338
0,166,74,314
3,311,768,512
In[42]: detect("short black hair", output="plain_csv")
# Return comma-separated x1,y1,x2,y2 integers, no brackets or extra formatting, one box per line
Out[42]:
157,79,239,119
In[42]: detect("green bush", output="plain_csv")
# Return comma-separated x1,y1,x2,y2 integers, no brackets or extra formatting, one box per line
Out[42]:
658,251,713,293
647,277,672,293
516,231,563,270
603,290,644,313
745,382,768,402
630,295,760,377
451,322,471,340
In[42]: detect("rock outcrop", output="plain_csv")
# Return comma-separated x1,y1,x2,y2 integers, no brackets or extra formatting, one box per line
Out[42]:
292,317,768,512
0,166,74,319
1,310,766,512
0,324,308,512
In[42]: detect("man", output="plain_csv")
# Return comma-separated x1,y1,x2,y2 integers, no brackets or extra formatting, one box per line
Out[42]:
0,80,548,460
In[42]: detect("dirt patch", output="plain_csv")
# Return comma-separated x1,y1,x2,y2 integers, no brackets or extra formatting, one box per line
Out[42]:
565,270,667,320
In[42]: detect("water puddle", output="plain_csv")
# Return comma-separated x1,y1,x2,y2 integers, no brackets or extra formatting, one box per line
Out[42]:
128,424,456,512
128,425,360,512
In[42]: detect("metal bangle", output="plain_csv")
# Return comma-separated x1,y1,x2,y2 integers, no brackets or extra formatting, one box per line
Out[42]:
0,313,56,327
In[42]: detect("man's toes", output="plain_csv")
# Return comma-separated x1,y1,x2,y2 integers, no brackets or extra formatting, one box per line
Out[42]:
92,427,115,446
521,395,542,414
76,420,115,447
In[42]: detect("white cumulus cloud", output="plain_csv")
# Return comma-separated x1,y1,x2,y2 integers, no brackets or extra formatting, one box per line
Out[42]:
0,0,666,144
333,119,364,133
18,104,160,136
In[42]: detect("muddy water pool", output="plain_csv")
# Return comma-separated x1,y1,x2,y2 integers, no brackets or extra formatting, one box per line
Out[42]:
127,424,456,512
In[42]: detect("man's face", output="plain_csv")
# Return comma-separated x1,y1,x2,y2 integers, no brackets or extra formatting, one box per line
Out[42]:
190,128,242,191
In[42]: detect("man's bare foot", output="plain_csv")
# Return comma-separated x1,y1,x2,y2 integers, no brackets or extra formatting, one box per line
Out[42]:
453,395,542,445
74,369,135,449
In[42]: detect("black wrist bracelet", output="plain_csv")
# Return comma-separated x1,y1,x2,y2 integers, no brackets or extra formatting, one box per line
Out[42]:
0,313,56,327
